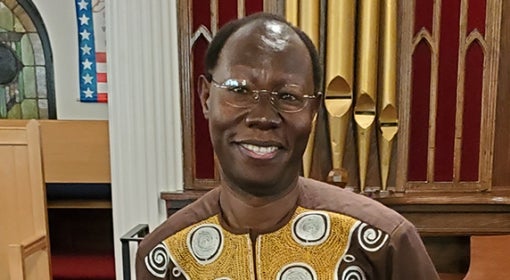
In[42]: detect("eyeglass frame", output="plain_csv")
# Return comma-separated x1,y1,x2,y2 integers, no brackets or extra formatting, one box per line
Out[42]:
209,77,322,113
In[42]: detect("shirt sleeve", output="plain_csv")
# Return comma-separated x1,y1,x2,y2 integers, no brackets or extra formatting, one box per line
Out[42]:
136,242,172,280
388,220,440,280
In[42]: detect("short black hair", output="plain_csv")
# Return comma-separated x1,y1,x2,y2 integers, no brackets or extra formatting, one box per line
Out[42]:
204,12,322,93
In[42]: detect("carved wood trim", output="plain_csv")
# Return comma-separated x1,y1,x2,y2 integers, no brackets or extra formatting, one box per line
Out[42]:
396,0,411,191
479,0,502,188
493,2,510,187
396,0,502,192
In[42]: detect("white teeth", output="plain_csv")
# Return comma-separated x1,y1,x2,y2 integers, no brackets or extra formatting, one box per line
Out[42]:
241,143,278,154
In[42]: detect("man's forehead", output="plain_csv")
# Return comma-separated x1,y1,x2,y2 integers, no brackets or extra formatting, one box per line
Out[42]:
260,20,292,51
226,19,298,52
213,18,311,79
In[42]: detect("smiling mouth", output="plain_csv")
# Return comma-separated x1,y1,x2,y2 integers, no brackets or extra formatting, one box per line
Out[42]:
239,143,279,159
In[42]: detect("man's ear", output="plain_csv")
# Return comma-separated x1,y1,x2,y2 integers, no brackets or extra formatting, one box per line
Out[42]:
198,75,211,119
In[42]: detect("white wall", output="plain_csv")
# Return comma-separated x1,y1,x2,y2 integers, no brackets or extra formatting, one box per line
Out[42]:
32,0,108,120
107,0,183,278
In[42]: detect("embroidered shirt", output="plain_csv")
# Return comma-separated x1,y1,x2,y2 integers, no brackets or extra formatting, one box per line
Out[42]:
136,177,439,280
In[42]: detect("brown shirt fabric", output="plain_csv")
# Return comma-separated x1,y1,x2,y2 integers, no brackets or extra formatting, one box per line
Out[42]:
136,177,439,280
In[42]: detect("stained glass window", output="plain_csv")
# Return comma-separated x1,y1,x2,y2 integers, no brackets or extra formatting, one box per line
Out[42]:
0,0,55,119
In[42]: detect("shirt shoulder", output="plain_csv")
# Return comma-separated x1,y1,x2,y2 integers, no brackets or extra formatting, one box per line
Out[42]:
298,177,408,235
136,188,221,264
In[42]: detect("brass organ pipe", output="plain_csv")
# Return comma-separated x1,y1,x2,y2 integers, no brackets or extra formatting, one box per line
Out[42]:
355,0,380,192
299,1,320,47
298,0,320,177
285,0,299,26
378,0,398,191
325,0,355,173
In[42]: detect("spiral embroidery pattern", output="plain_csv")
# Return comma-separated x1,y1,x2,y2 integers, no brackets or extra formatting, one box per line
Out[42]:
277,263,317,280
357,223,389,252
341,266,366,280
291,211,330,245
145,242,170,278
187,223,223,264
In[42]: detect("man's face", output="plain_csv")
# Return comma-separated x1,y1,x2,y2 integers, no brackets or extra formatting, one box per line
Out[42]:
200,20,318,196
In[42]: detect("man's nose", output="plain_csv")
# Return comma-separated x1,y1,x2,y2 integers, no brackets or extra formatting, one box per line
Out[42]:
244,93,282,130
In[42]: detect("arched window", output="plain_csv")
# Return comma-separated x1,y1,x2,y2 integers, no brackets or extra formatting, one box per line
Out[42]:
0,0,56,119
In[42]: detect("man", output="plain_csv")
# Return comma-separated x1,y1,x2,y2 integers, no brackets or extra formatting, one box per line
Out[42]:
136,12,439,279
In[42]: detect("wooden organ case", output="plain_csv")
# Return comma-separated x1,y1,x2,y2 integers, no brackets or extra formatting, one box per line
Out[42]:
162,0,510,277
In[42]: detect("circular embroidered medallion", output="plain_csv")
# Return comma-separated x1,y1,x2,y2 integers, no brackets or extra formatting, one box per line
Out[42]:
277,263,317,280
292,212,330,245
187,224,223,264
341,265,366,280
357,223,389,252
145,243,170,278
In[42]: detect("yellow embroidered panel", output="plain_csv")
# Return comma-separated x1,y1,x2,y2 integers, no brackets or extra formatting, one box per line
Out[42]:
163,208,359,279
164,215,254,280
256,206,359,279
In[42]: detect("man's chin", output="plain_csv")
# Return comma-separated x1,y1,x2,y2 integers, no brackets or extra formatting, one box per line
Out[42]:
230,175,296,197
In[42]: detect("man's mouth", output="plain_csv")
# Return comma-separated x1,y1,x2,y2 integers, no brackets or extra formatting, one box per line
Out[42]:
240,143,278,154
239,143,279,159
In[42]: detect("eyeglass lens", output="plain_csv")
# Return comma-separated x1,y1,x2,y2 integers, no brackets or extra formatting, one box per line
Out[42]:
212,78,314,113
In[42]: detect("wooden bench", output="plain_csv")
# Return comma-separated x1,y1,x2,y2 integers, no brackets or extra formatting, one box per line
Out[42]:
37,120,114,279
39,120,111,209
0,120,51,279
0,120,114,279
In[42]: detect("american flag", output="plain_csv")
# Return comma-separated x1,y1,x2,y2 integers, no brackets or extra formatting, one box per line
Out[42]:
75,0,108,102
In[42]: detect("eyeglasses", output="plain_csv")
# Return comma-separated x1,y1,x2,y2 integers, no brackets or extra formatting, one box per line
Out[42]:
210,78,321,113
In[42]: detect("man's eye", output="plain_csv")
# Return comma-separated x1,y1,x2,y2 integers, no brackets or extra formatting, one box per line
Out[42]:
228,86,250,94
278,92,299,101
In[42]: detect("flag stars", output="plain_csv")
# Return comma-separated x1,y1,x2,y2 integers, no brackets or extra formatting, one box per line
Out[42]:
83,88,94,98
76,0,106,102
80,29,91,40
82,74,94,84
79,14,90,25
78,0,88,10
82,59,93,70
81,44,92,55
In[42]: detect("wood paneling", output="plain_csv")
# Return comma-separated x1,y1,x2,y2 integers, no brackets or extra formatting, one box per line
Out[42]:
463,235,510,280
397,0,502,191
493,0,510,188
39,120,110,183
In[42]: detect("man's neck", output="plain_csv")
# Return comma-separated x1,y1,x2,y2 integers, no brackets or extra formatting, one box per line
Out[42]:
218,178,301,235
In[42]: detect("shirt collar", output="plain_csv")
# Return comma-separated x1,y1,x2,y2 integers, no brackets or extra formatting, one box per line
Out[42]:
218,178,302,235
